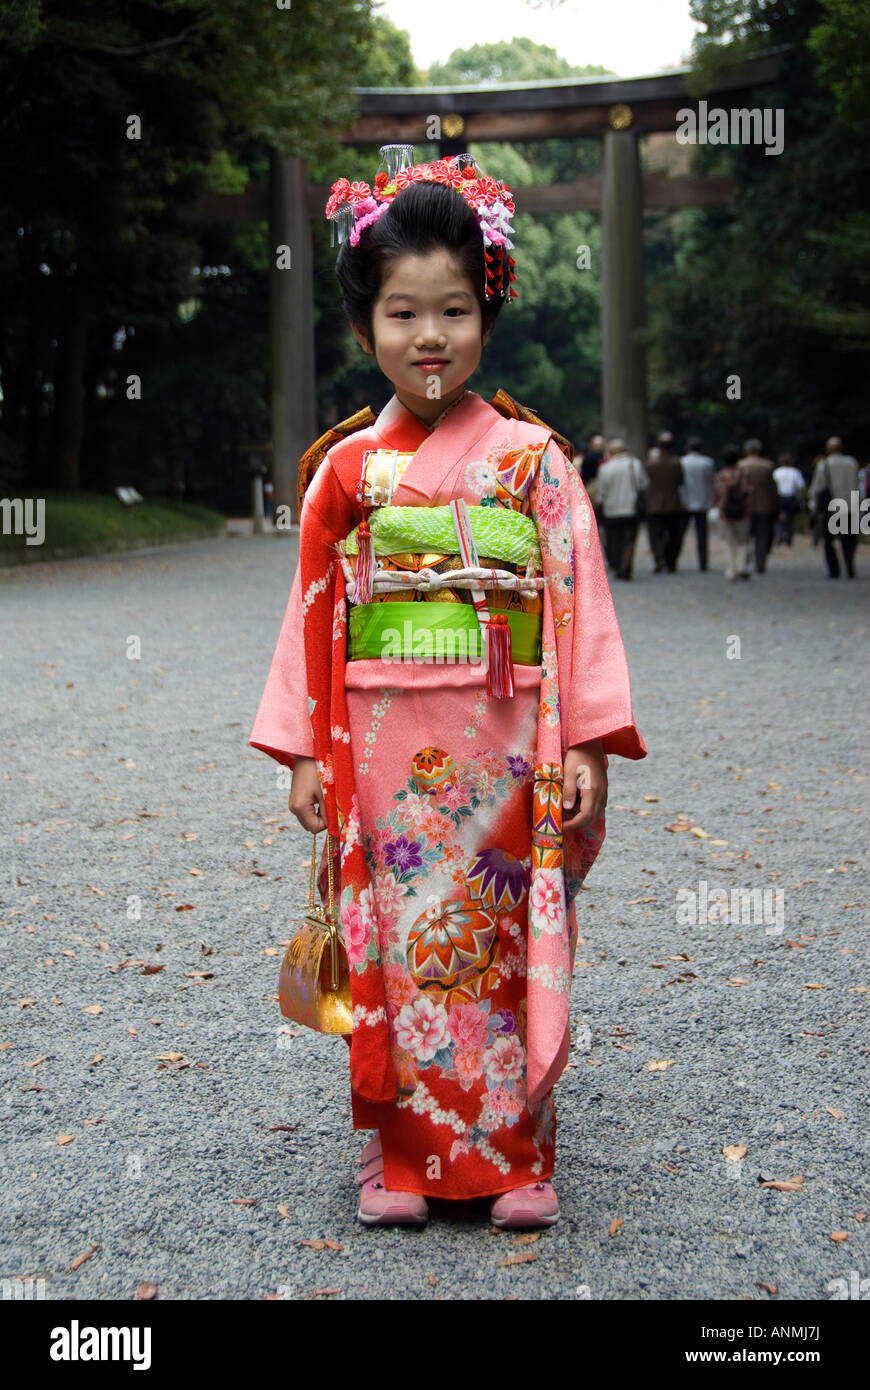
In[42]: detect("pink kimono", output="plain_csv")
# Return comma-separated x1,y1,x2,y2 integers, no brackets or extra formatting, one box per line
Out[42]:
250,390,646,1199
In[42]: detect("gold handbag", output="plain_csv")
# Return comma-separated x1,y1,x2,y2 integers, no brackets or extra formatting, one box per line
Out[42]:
278,832,353,1035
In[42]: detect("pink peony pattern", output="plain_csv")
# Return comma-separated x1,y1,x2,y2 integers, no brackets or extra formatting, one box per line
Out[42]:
394,995,449,1061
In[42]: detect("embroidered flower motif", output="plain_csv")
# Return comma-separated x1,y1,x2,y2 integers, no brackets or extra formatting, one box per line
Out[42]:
373,871,407,923
341,897,371,967
454,1047,485,1089
383,835,424,873
315,756,334,787
382,961,418,1019
447,1002,489,1051
507,755,530,780
347,180,372,202
464,458,497,497
395,995,449,1061
529,869,564,935
536,483,567,528
484,1034,525,1084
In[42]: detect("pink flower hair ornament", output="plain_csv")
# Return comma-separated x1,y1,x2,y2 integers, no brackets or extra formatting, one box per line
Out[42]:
325,144,517,300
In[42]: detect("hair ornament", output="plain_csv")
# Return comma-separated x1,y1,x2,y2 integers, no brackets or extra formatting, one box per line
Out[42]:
325,145,517,299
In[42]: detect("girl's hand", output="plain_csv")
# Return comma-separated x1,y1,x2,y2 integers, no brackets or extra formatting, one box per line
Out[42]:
562,740,607,830
288,756,327,833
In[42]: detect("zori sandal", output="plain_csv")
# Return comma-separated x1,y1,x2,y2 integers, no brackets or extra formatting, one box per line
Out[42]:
490,1180,560,1229
355,1131,428,1226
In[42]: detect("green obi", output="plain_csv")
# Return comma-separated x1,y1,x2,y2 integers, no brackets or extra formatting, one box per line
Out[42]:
348,602,542,665
346,504,540,569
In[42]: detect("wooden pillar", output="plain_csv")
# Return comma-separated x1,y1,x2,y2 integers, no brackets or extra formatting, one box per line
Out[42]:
601,129,647,462
269,151,316,524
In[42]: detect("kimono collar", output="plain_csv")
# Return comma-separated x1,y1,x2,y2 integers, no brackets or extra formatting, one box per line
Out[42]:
373,390,493,452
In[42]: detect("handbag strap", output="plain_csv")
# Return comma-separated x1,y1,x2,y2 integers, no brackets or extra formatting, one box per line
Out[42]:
308,831,336,922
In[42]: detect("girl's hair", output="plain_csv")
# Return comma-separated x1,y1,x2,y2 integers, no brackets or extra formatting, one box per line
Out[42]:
335,180,506,342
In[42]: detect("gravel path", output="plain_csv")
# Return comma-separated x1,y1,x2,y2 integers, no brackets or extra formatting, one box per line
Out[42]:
1,523,867,1301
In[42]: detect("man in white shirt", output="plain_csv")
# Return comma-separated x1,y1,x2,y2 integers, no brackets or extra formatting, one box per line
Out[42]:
772,452,805,546
679,436,716,571
596,438,650,581
809,436,860,578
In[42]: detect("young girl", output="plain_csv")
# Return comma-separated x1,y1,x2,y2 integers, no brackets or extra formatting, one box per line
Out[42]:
250,148,646,1229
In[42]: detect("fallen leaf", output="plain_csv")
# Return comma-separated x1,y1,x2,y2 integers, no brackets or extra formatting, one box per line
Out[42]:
643,795,659,802
825,1105,844,1119
28,1057,48,1068
188,868,204,877
499,1252,538,1266
664,822,691,833
723,1144,747,1162
755,1281,778,1295
830,1232,848,1243
855,1214,866,1223
648,1059,675,1072
0,1042,11,1050
277,1205,292,1220
137,1283,158,1300
268,1124,299,1132
184,971,214,979
301,1239,327,1250
689,827,710,839
127,1027,138,1037
155,1052,184,1063
314,1288,341,1296
263,948,280,957
140,964,165,976
511,1232,540,1246
609,1217,623,1236
69,1243,101,1271
669,953,691,962
323,1240,343,1251
89,1054,103,1066
759,1175,804,1192
664,1163,679,1175
81,1004,103,1015
83,1118,105,1126
804,982,825,990
174,904,195,912
57,1134,75,1145
232,1198,258,1207
728,978,751,987
428,1274,438,1285
19,999,36,1009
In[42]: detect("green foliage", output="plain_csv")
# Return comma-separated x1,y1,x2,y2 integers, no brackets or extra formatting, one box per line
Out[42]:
0,492,225,564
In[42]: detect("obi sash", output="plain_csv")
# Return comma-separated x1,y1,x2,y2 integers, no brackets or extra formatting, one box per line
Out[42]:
348,601,542,665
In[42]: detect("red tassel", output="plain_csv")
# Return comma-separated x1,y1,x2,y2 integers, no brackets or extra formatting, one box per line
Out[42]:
509,288,518,299
353,518,375,604
486,613,514,698
484,252,494,263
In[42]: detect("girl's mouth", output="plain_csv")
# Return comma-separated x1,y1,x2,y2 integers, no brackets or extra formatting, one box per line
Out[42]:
413,359,449,371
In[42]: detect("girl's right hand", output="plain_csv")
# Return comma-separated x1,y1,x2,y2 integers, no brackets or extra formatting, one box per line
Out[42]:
288,756,327,833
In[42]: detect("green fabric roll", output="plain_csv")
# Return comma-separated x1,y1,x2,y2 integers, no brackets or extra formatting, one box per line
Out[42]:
348,602,542,665
346,504,540,568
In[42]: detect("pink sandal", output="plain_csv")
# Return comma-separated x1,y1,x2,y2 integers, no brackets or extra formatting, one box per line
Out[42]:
355,1131,428,1226
490,1180,560,1229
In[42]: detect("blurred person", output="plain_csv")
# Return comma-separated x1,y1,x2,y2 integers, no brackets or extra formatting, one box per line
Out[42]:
596,437,649,580
679,435,715,570
737,438,779,573
714,443,752,580
645,440,686,573
809,436,860,578
772,452,804,546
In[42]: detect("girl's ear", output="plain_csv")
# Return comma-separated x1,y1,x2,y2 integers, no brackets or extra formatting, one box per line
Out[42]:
351,321,374,355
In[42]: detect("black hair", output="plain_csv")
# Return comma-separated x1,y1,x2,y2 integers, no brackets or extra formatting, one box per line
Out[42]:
686,435,704,452
720,443,741,467
335,180,506,343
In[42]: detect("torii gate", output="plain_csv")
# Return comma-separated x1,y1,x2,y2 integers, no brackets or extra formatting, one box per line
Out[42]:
253,48,784,516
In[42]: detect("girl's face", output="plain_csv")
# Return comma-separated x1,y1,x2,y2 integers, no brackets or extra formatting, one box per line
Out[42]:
351,249,489,426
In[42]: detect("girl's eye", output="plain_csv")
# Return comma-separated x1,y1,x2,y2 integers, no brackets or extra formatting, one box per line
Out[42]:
445,308,467,317
392,310,414,319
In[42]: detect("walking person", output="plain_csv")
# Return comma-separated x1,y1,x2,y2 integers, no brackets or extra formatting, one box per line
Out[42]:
714,443,752,580
679,435,715,570
737,438,779,573
645,442,686,572
809,436,860,578
772,452,804,546
249,150,646,1230
596,437,649,580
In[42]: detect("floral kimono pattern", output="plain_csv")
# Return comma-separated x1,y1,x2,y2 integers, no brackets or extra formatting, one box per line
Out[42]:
250,391,646,1199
